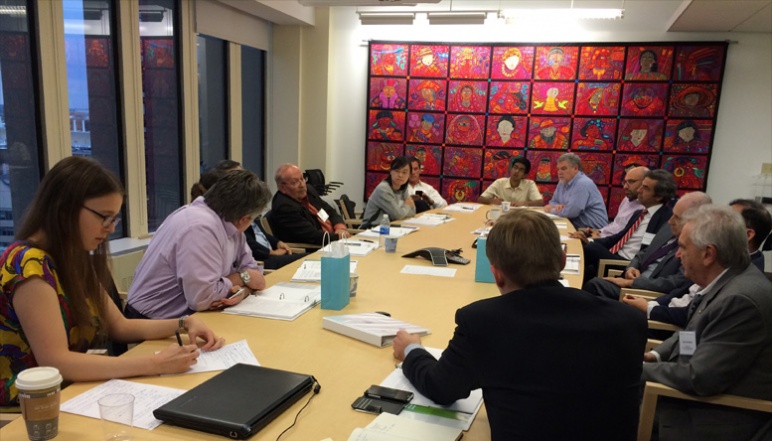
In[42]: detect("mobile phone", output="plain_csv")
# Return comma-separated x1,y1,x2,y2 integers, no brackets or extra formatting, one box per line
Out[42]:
364,385,414,403
415,190,424,196
351,396,405,415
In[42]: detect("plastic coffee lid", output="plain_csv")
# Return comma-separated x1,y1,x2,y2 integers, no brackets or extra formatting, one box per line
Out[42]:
16,367,63,390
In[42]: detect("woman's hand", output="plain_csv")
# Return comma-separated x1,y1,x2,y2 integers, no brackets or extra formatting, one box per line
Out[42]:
153,343,200,374
184,315,226,351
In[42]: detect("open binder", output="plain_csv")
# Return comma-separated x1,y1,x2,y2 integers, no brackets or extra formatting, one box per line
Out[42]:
223,282,321,321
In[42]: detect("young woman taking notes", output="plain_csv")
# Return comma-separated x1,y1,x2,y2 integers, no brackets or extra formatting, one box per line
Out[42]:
0,156,224,406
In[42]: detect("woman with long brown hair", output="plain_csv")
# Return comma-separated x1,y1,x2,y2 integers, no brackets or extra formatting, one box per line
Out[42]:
0,156,223,406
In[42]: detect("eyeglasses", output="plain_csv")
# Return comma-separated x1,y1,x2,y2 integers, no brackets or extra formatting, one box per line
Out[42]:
83,206,121,228
623,178,642,185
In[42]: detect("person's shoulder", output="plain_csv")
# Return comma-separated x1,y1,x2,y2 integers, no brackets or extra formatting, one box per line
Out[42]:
0,242,54,279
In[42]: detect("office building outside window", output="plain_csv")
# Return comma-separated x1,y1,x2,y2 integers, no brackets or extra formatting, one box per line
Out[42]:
241,45,265,179
0,0,43,249
63,0,126,238
197,34,228,173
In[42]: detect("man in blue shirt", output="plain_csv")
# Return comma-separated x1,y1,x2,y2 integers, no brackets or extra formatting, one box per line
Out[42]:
544,153,608,229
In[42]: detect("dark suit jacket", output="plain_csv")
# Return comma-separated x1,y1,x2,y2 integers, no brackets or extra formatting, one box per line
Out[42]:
270,186,345,245
650,281,693,328
244,221,278,262
596,204,672,252
626,224,688,293
643,264,772,437
402,281,647,441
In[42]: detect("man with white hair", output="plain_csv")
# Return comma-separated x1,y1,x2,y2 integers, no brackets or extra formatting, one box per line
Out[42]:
642,205,772,440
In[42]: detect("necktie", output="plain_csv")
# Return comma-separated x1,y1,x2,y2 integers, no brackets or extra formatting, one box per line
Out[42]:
640,238,678,271
609,209,647,254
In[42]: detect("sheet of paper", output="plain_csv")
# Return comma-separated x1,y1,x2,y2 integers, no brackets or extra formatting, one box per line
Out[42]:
561,254,581,275
348,413,462,441
382,348,482,414
442,203,481,213
400,265,456,278
322,239,377,256
554,222,568,229
471,226,491,236
291,259,359,282
61,379,184,430
403,214,455,227
182,339,259,374
559,279,570,287
358,227,419,239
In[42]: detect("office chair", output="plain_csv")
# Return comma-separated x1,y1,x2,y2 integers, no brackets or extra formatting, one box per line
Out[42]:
259,212,321,252
638,381,772,441
335,194,363,229
304,169,342,196
597,259,631,278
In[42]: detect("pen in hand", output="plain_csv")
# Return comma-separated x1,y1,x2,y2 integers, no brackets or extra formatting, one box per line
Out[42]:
175,330,183,347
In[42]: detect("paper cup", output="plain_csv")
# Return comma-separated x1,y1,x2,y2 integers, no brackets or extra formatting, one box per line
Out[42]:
16,367,63,441
501,201,511,212
349,273,359,297
384,236,398,253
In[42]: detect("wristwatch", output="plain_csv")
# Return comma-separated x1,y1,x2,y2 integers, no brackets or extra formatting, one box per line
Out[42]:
178,315,189,332
239,270,251,285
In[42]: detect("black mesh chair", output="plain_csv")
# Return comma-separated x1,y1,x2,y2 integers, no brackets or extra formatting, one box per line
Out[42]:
335,194,363,229
304,169,342,196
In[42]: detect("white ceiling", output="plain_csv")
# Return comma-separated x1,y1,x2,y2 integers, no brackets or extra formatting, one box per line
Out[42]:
292,0,772,32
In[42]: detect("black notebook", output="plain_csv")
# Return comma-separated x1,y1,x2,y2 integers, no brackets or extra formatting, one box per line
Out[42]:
154,363,315,439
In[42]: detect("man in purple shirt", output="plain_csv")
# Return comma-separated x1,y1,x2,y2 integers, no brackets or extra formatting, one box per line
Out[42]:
126,170,270,319
544,153,608,230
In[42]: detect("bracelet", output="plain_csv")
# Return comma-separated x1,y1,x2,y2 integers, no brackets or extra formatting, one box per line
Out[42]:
178,315,189,332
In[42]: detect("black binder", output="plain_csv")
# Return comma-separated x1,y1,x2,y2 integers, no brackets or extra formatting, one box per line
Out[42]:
154,363,315,439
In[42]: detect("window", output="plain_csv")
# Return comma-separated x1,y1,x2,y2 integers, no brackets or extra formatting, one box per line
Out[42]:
63,0,126,237
139,0,183,231
197,34,228,172
241,45,265,179
0,0,43,248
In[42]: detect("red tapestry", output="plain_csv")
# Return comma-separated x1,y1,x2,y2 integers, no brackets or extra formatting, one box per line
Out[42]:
364,42,727,210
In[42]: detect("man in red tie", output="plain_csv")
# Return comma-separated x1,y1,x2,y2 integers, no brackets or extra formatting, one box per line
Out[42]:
270,164,349,245
581,169,676,284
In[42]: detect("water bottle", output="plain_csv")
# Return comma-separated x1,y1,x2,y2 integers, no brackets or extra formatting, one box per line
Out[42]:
379,214,390,248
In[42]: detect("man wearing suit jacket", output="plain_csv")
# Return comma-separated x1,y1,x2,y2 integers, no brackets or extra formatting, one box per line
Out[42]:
583,191,712,299
270,164,348,245
581,169,676,281
642,205,772,441
244,220,307,270
393,210,647,440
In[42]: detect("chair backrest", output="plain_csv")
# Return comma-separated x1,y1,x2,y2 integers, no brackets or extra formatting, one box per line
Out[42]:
259,213,274,236
304,169,327,196
337,194,356,220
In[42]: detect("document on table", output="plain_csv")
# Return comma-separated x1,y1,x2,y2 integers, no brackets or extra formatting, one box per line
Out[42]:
383,347,483,431
554,222,568,229
347,413,462,441
291,259,359,282
61,379,184,430
442,203,481,213
403,214,455,227
471,226,491,236
223,283,321,321
358,226,419,239
400,265,456,278
182,339,259,374
561,254,581,275
322,239,377,256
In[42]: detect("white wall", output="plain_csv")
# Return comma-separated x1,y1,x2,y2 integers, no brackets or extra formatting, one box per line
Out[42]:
322,8,772,208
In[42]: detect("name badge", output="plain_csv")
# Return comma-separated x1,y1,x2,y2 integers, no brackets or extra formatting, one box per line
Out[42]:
642,232,655,245
317,208,330,223
679,331,697,356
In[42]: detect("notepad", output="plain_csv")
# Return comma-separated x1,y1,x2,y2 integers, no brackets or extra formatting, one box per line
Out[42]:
223,282,321,321
357,226,419,239
321,239,377,256
403,214,454,227
442,203,481,213
347,413,462,441
561,254,581,275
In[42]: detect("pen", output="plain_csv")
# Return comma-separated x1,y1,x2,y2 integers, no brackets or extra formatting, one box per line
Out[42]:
175,330,183,346
228,287,248,300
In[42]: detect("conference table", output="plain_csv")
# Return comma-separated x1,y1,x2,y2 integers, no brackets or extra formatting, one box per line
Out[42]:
1,205,582,440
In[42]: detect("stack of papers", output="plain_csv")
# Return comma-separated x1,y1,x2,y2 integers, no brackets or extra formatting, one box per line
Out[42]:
223,282,321,321
322,312,430,347
347,413,462,441
471,226,491,236
403,214,454,227
384,347,483,431
442,203,481,213
291,259,359,282
321,239,378,256
561,254,581,275
358,226,419,239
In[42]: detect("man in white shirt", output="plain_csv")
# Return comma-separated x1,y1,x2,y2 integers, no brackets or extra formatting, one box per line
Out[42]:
572,166,647,240
407,156,447,212
478,156,544,207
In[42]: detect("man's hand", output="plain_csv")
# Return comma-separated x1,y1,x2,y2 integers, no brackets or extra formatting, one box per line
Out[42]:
245,269,265,290
643,352,658,363
334,227,349,239
625,268,641,280
603,277,633,288
622,294,648,313
393,329,422,361
568,230,589,244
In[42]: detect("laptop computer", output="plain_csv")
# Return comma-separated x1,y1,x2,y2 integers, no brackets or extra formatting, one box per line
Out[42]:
154,363,315,439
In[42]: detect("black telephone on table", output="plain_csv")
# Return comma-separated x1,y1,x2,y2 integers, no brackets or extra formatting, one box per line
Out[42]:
402,247,470,266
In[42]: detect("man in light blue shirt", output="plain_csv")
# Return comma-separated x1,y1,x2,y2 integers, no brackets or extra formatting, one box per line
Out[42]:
544,153,608,229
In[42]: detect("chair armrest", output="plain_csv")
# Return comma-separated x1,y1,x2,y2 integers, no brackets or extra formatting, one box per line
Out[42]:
645,339,663,352
621,288,667,300
648,320,681,331
285,242,322,252
638,381,772,441
598,259,631,278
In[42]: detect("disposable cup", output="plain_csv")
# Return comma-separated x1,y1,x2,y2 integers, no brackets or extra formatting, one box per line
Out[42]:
98,393,135,440
384,236,398,253
501,201,511,212
349,272,359,297
16,366,63,441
